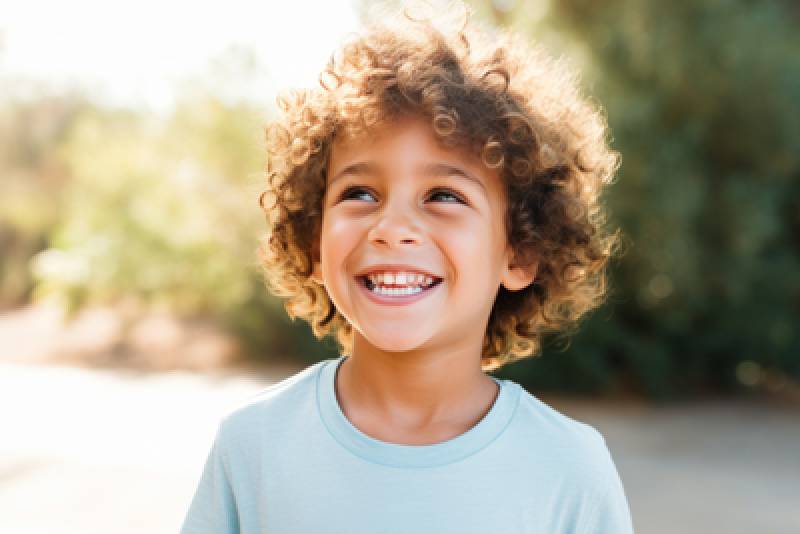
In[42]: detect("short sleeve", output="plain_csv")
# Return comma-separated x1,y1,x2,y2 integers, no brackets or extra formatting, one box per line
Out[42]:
180,421,240,534
579,432,635,534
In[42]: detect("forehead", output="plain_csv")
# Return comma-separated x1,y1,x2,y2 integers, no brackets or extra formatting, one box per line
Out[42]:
327,115,495,184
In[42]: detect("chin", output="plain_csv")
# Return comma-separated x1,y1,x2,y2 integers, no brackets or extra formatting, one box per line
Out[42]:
358,330,433,353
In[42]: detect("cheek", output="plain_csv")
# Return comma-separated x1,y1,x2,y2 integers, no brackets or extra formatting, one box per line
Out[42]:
440,217,506,281
320,217,361,262
439,221,493,262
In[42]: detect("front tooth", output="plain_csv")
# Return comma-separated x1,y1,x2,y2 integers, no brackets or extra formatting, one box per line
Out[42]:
368,272,432,287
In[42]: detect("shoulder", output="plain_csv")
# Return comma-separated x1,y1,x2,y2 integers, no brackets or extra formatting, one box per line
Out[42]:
499,384,634,531
509,384,619,486
215,358,330,444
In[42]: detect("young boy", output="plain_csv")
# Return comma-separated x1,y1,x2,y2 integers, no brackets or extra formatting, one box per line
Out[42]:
181,3,633,533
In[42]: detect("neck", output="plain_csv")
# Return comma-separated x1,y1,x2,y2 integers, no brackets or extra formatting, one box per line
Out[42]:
335,337,499,430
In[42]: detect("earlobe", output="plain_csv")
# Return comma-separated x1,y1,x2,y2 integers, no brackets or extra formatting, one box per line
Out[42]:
502,260,538,292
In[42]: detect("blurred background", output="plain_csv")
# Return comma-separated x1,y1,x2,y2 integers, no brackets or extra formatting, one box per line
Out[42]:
1,0,798,532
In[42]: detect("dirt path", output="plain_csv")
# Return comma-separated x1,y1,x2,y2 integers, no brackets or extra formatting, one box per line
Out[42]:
1,361,798,534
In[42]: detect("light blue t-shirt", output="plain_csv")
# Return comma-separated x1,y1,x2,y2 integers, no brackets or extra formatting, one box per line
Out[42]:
180,356,634,533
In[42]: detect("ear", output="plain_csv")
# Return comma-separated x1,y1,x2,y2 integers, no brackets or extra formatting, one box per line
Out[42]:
501,247,538,292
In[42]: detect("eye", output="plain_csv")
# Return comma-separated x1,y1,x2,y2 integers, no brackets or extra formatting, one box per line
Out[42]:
336,186,466,204
428,188,465,204
338,186,376,202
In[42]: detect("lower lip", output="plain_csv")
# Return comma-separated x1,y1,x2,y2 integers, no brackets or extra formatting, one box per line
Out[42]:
356,277,443,306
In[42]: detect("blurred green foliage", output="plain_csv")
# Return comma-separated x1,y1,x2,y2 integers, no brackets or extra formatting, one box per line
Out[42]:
0,83,332,366
480,0,800,399
0,89,86,306
2,0,798,398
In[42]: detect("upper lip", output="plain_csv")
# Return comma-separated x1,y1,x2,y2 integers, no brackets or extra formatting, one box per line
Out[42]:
356,264,442,279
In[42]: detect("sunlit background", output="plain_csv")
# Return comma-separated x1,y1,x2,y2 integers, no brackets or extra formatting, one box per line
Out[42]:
1,1,799,533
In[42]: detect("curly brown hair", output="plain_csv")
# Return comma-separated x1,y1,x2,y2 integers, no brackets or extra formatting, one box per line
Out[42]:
257,3,621,372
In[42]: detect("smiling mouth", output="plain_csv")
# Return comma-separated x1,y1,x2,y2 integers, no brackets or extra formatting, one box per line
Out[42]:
357,275,443,294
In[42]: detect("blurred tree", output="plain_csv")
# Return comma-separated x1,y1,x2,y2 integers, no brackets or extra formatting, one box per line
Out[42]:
2,44,339,368
24,87,333,366
0,86,90,307
476,0,800,400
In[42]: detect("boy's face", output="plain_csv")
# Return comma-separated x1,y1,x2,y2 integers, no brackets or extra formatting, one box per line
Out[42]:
311,115,536,357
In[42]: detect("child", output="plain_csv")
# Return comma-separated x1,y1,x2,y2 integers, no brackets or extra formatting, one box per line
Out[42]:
181,2,633,533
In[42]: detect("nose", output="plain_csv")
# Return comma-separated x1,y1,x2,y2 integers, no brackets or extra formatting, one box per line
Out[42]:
367,201,424,248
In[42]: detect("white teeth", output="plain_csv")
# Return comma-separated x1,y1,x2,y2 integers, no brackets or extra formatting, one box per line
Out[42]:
362,270,443,297
365,271,436,288
369,285,423,296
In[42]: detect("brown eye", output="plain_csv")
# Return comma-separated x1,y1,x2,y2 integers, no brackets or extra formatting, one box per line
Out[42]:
429,189,465,204
337,186,465,204
338,186,376,202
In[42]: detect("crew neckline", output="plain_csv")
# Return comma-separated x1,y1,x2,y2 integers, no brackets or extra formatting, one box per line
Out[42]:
316,355,521,468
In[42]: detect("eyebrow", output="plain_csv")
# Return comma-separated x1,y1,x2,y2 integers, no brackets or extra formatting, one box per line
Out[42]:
328,161,487,194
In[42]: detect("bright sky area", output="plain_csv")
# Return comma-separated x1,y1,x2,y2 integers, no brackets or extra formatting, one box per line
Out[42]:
0,0,361,113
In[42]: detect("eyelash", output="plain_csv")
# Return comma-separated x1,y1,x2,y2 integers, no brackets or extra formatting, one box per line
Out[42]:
337,186,466,204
